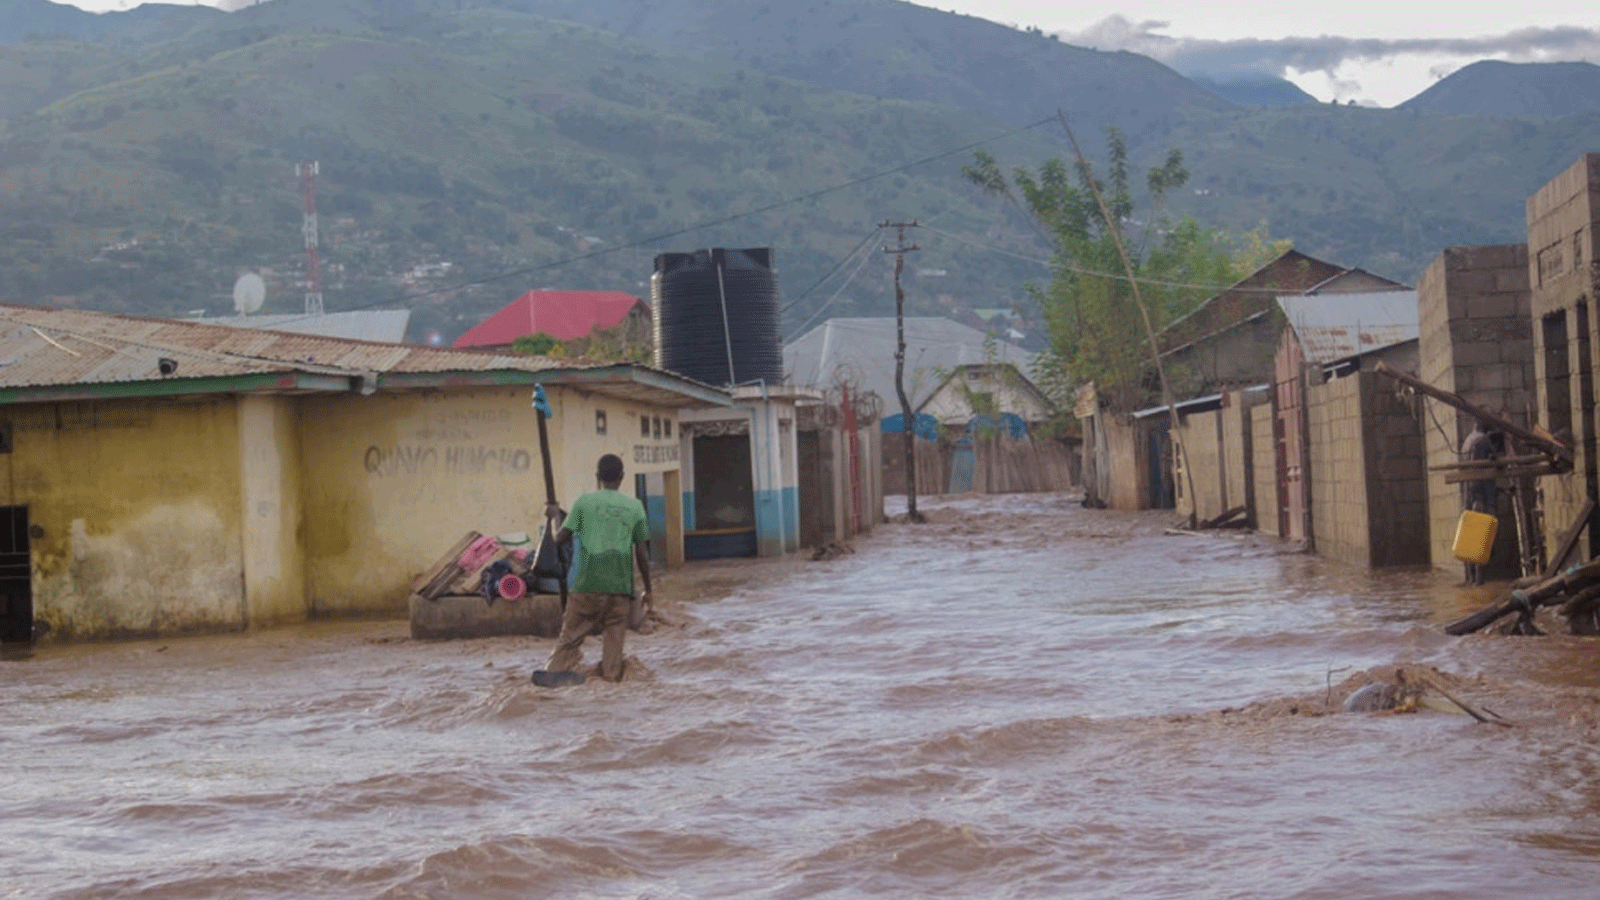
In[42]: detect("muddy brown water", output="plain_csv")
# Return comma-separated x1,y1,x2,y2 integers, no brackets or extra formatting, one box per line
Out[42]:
7,492,1600,899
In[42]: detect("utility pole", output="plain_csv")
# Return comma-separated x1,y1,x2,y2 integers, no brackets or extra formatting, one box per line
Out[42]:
881,220,924,523
296,161,324,316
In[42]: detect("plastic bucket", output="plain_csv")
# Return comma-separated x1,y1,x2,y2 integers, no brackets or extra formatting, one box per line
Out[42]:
1452,510,1498,564
497,574,527,601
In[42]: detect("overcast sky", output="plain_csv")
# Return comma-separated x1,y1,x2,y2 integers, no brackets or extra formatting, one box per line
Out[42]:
61,0,1600,106
925,1,1600,105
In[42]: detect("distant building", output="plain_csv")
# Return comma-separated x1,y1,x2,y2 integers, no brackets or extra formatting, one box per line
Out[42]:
785,317,1072,496
198,310,412,344
455,290,650,349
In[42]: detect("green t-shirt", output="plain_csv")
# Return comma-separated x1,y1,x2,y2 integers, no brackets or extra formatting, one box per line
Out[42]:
564,488,649,595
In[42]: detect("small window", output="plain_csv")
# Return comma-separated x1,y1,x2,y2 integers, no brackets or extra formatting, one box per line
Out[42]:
641,414,651,438
664,419,673,438
653,416,662,439
594,409,607,435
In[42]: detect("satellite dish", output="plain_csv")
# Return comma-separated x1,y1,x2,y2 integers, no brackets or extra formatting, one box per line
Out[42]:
232,272,266,316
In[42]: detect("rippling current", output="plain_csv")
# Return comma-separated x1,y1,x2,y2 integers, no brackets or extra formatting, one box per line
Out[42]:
7,492,1600,899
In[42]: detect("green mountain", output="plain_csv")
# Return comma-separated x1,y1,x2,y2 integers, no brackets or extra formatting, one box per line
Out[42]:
0,0,1595,347
1400,60,1600,118
1191,75,1318,109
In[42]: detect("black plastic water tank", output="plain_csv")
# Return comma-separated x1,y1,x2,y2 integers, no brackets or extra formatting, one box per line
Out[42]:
652,247,782,387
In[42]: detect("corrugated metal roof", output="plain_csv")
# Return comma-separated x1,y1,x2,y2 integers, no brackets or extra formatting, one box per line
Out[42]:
1276,291,1419,365
784,317,1038,408
0,304,729,408
199,310,413,344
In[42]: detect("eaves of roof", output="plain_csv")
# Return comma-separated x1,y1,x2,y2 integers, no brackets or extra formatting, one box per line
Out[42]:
0,372,354,405
375,364,732,408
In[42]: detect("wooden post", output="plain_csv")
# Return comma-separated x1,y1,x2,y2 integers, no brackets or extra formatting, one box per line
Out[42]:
882,220,923,522
1374,361,1572,466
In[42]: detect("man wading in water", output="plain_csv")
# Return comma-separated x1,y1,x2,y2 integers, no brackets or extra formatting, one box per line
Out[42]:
533,453,652,686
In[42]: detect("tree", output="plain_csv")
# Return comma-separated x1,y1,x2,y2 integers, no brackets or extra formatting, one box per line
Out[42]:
963,129,1277,413
512,332,565,356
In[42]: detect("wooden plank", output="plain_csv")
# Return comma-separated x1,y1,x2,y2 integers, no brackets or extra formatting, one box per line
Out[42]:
1374,362,1573,465
1542,498,1597,580
1446,464,1555,480
412,531,482,597
1428,454,1548,472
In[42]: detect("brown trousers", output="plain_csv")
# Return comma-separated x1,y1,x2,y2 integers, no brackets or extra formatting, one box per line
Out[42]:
544,592,629,681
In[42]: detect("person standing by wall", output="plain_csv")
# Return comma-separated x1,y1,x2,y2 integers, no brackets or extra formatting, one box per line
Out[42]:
534,453,652,685
1459,420,1501,586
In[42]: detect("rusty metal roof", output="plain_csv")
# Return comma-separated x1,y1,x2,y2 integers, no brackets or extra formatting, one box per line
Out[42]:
0,304,729,408
1276,291,1418,365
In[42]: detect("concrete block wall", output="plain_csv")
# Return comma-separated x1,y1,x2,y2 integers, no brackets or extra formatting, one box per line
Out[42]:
1176,409,1225,522
1414,245,1533,574
1223,391,1265,528
1306,371,1429,567
1360,372,1431,568
1251,403,1279,537
1307,374,1369,565
1527,154,1600,562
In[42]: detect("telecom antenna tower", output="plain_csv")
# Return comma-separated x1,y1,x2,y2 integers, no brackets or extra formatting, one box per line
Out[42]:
296,161,324,316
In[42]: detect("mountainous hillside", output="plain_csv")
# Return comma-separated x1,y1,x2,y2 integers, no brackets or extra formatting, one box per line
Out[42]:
1400,60,1600,118
1192,75,1318,109
0,0,1596,347
1,0,220,44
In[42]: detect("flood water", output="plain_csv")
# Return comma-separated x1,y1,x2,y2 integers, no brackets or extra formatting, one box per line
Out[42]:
7,492,1600,899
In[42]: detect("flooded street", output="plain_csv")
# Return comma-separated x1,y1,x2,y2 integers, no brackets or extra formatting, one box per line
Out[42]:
8,491,1600,899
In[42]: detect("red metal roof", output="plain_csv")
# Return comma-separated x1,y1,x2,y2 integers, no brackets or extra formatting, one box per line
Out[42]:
453,290,648,347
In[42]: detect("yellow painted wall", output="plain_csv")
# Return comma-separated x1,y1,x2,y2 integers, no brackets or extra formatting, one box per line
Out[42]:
2,399,244,641
238,395,306,627
557,389,683,494
298,385,683,617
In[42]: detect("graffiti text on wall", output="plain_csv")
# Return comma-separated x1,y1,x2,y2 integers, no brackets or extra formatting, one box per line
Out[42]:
365,444,533,477
633,444,680,465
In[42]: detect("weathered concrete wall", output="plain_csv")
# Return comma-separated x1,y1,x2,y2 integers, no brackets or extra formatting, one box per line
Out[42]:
302,386,684,617
7,399,245,641
1306,372,1429,567
1527,155,1600,563
1103,414,1148,511
238,395,307,628
1415,245,1533,575
1250,403,1279,537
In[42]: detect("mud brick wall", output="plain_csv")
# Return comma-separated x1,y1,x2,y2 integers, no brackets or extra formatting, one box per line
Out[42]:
1307,371,1429,567
1251,403,1279,536
1527,154,1600,562
1415,244,1533,574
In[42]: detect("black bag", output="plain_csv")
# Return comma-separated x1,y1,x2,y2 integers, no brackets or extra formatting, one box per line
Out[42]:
531,523,572,592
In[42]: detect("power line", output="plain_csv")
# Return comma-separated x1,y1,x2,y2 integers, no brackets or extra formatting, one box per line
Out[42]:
263,117,1060,331
917,223,1308,296
783,232,886,341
